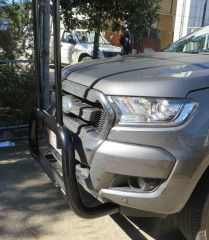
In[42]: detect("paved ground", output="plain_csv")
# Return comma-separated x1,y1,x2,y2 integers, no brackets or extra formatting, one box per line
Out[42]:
0,144,186,240
0,147,131,240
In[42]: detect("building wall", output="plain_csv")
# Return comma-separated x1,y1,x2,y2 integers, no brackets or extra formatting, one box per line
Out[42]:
174,0,209,41
157,0,178,49
158,14,174,49
188,0,209,31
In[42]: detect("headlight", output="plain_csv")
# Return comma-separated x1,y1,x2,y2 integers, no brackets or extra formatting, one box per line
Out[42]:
108,96,197,127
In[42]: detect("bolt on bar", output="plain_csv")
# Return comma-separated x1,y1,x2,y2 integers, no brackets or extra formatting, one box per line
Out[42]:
52,0,63,125
32,0,43,110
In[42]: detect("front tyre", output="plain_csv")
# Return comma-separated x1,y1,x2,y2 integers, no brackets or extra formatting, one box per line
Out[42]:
177,170,209,240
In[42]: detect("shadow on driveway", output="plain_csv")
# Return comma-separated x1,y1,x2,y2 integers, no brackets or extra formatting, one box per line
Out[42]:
0,147,129,240
0,149,68,239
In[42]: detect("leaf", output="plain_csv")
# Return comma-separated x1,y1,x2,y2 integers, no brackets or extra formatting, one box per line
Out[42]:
61,0,160,54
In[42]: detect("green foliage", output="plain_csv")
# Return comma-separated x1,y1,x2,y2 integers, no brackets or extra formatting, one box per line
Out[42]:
61,0,118,32
123,0,161,52
61,0,161,55
0,0,8,6
0,1,36,127
0,63,36,127
124,0,161,39
61,0,122,58
0,0,32,59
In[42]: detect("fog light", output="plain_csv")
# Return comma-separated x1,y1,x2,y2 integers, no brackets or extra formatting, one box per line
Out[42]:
128,177,160,192
62,95,80,113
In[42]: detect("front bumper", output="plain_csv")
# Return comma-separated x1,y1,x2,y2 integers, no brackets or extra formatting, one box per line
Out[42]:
62,81,209,215
87,90,209,215
90,141,175,190
89,140,177,214
88,136,207,214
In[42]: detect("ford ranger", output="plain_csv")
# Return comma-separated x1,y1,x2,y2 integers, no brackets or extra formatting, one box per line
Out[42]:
54,52,209,240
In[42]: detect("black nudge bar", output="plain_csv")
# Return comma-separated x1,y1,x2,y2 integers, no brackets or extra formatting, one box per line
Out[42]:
29,0,118,219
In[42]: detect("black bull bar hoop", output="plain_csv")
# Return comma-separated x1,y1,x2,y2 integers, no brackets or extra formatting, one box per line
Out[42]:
29,0,119,219
29,0,170,238
29,109,119,218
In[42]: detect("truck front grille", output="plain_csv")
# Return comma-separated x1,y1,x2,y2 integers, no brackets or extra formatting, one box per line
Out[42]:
62,81,115,165
63,92,109,135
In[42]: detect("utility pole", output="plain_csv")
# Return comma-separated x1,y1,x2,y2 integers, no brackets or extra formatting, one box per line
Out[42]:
202,0,208,27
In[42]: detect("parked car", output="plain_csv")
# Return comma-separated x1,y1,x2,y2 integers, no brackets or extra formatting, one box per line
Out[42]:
57,52,209,239
50,29,122,65
163,25,209,53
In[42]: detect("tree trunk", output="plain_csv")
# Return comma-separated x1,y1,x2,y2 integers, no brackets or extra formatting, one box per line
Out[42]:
93,30,100,59
136,35,142,54
132,36,137,54
132,35,140,54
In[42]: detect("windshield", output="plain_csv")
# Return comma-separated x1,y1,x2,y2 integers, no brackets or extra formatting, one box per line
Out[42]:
163,26,209,53
75,31,110,45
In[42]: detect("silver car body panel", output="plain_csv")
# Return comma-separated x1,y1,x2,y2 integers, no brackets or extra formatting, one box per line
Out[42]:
64,52,209,97
61,53,209,215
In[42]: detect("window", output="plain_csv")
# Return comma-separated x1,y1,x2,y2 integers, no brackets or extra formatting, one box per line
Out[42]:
182,34,207,53
62,31,74,43
163,26,209,53
75,31,110,45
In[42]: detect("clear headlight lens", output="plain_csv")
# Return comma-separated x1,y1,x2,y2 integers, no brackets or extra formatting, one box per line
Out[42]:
108,96,197,126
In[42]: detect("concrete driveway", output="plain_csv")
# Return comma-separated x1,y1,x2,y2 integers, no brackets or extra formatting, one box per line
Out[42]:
0,143,186,240
0,146,130,240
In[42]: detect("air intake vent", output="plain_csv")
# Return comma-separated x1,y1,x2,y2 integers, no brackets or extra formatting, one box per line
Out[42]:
96,109,108,133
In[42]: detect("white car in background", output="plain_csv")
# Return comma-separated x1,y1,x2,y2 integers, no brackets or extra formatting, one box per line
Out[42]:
50,29,122,65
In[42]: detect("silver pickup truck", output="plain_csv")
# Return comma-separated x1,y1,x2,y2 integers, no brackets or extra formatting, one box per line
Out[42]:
58,52,209,239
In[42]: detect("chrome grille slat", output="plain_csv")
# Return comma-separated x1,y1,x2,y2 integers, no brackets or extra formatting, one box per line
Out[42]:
63,93,108,134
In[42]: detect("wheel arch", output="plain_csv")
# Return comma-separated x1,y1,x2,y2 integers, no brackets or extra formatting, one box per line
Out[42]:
181,159,209,211
78,53,91,62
